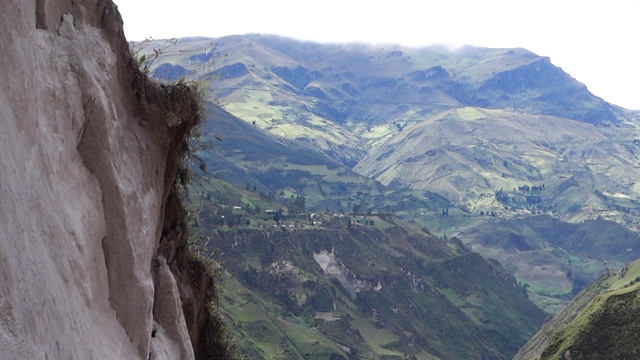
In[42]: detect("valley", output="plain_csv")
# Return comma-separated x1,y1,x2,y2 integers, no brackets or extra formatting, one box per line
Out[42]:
140,34,640,358
188,180,546,358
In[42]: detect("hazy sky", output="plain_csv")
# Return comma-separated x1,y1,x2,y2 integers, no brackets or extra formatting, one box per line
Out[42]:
117,0,639,110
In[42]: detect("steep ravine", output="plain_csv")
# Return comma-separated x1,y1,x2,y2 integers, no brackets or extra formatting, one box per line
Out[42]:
0,1,220,359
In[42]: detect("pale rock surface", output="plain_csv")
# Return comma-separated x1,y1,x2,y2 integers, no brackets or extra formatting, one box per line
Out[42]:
0,0,196,359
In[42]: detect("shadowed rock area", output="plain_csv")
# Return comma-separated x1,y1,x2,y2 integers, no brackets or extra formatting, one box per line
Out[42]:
0,1,215,359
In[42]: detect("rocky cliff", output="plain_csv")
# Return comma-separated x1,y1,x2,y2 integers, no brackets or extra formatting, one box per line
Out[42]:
0,1,213,359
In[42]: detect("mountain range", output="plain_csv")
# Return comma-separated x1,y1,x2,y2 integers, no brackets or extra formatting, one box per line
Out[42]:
141,34,640,358
146,34,640,222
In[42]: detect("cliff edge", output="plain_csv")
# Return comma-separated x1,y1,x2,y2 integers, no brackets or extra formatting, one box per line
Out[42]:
0,1,213,359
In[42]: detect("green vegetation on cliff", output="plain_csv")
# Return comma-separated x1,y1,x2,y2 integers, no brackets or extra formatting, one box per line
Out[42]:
515,259,640,359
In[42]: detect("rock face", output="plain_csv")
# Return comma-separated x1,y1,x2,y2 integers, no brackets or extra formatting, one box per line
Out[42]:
0,1,201,359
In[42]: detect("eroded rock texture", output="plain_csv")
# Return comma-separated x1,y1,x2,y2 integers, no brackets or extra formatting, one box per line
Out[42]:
0,1,202,359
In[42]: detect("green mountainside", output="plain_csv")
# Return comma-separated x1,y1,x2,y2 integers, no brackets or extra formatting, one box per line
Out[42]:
190,181,546,359
456,215,639,312
138,34,640,357
198,104,451,216
515,258,640,359
355,107,640,221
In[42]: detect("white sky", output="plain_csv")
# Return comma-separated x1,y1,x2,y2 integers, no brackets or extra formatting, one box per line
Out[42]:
117,0,639,110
